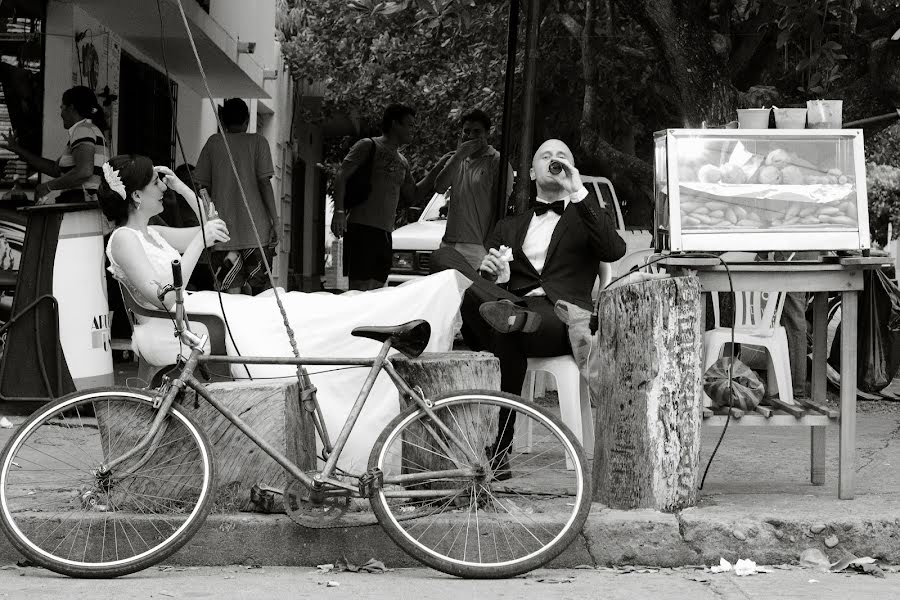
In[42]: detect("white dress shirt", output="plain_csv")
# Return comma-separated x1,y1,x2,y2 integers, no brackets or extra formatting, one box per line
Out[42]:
496,186,589,296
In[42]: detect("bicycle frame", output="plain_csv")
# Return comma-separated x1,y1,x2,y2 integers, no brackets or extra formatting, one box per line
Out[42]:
102,263,483,499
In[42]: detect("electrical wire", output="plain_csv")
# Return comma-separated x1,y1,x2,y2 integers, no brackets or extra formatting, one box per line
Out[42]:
154,0,323,395
153,0,251,378
168,0,308,380
591,251,737,491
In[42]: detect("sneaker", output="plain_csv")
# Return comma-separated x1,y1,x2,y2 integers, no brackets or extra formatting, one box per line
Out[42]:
479,300,542,334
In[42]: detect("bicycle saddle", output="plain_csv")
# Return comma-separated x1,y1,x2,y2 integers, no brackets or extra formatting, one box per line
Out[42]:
351,319,431,358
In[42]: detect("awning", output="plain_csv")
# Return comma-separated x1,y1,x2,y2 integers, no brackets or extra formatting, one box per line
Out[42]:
75,0,269,98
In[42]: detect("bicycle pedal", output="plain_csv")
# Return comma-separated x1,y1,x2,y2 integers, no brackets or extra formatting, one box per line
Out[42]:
249,484,282,514
358,468,383,498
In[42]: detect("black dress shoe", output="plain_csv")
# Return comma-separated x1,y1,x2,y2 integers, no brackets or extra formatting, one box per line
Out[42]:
485,444,512,481
479,300,542,334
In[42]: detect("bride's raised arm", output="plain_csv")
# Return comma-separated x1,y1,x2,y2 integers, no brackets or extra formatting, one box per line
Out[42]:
150,166,209,253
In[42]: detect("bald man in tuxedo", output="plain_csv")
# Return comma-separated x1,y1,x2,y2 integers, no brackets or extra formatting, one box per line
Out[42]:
430,139,626,478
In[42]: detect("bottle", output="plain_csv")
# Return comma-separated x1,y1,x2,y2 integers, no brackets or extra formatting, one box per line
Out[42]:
198,188,219,220
549,160,563,175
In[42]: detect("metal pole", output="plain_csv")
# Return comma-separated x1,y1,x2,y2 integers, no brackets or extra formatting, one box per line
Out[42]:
516,0,541,215
842,110,900,129
496,0,520,218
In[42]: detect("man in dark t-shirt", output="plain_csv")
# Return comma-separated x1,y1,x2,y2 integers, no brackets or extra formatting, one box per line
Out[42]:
331,104,446,291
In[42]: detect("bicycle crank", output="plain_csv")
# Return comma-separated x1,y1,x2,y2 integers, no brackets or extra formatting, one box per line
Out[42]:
283,478,372,528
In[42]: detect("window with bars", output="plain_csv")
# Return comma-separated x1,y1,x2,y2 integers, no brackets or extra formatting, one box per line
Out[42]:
0,0,45,192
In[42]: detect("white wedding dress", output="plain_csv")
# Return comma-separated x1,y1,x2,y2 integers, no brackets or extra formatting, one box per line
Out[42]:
106,226,471,472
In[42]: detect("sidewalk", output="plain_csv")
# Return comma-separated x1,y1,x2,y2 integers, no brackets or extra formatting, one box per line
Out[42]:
0,367,897,569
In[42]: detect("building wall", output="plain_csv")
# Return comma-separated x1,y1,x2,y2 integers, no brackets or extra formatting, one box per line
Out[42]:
43,0,314,287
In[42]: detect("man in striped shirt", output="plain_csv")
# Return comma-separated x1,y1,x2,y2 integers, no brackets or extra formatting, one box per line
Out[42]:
0,86,108,203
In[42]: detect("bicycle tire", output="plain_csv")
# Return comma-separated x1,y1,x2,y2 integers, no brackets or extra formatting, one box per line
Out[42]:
368,389,591,578
0,387,216,578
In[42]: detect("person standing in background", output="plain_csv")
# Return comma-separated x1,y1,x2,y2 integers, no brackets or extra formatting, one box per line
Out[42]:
194,98,278,295
434,109,513,269
330,103,445,291
0,85,108,204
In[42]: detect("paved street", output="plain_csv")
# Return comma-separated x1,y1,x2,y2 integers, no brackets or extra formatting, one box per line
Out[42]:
0,566,897,599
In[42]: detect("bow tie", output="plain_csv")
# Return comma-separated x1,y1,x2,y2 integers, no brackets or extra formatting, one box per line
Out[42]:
534,200,565,216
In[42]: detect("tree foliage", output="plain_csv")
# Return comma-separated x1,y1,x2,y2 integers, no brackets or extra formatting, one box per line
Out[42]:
280,0,900,235
278,0,515,180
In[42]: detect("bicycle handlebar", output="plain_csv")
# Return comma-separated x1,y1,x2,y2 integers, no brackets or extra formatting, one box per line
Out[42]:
171,259,182,288
170,259,186,333
169,259,209,353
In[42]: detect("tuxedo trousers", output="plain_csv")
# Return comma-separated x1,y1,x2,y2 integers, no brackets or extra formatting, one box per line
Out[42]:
431,247,571,452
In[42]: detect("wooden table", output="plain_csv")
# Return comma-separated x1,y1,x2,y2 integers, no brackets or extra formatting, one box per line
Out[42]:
661,256,891,500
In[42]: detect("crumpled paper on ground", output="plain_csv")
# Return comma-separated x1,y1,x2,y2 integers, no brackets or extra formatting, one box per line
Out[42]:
709,557,772,576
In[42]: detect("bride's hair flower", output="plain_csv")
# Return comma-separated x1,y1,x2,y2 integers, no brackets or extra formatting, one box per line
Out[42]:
102,162,126,200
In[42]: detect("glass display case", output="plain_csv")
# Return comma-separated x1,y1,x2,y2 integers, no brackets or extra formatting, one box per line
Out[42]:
653,129,869,252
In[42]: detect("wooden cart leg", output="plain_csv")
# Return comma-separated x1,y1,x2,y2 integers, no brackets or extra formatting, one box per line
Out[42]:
810,426,826,485
700,292,711,408
839,290,859,500
810,292,828,486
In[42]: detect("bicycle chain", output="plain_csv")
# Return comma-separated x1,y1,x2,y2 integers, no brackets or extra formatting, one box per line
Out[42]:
282,478,379,529
280,477,467,529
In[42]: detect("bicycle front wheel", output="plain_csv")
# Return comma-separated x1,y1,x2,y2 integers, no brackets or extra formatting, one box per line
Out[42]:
368,390,591,579
0,387,216,578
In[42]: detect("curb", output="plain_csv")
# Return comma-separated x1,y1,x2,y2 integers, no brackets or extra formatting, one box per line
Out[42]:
2,498,897,569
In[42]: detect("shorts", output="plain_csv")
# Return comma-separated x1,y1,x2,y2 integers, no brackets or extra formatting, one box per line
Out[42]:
210,246,275,294
344,222,391,282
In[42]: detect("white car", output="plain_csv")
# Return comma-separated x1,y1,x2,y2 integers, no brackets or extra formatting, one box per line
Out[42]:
388,176,653,285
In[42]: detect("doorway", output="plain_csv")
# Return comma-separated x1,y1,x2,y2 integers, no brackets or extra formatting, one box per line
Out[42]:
117,52,176,165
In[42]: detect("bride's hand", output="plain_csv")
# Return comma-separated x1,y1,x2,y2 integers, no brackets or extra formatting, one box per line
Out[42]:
155,166,189,196
202,218,230,247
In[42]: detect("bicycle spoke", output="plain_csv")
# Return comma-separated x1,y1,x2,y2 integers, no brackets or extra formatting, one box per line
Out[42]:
371,393,589,577
0,393,212,575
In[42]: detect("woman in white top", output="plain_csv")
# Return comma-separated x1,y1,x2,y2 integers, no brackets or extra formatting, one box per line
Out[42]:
0,86,109,203
99,154,470,471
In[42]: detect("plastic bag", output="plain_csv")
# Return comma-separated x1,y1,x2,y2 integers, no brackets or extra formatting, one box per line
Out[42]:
829,269,900,393
703,356,765,411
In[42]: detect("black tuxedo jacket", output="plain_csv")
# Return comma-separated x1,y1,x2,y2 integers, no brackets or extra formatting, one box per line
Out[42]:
485,188,626,311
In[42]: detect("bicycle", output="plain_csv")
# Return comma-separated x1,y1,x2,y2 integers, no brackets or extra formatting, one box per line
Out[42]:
0,260,591,579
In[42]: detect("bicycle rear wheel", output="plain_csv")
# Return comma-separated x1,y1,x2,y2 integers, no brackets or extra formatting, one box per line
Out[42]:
368,390,591,578
0,387,215,578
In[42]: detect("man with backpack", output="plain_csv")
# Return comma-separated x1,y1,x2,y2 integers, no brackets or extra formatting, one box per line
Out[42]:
331,104,447,291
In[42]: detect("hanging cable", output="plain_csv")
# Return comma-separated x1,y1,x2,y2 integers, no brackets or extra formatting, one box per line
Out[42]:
153,0,251,378
166,0,315,392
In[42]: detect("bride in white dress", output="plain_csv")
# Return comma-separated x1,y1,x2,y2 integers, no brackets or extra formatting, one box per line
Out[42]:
98,155,470,472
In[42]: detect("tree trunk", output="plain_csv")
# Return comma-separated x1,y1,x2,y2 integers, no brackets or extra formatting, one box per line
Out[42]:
391,352,501,478
592,276,703,511
615,0,740,127
579,0,655,194
514,0,542,215
98,379,315,512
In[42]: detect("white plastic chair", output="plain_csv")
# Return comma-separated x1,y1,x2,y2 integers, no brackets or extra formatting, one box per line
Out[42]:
613,248,659,279
704,289,793,405
519,264,609,467
521,355,593,468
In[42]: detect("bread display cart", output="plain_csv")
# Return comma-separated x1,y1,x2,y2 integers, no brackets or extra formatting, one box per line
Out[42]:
652,128,888,499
